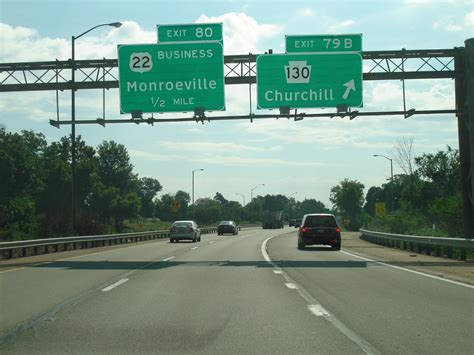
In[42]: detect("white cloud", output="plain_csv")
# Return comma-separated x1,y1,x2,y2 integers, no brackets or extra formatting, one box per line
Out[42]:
0,21,154,62
0,23,69,62
129,149,178,161
196,12,282,54
130,147,326,167
433,15,471,32
365,81,454,111
299,8,314,17
405,0,432,5
466,11,474,26
160,141,279,153
328,20,356,32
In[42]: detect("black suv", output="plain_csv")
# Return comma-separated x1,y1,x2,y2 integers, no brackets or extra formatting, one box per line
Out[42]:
297,214,341,250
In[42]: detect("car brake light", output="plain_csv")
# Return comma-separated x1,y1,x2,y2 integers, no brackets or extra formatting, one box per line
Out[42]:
187,226,193,232
300,227,308,233
335,227,340,233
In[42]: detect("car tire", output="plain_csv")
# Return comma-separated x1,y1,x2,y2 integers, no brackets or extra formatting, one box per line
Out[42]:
297,238,305,250
332,243,341,250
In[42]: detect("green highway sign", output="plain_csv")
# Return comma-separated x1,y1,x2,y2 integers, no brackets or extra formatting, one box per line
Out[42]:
286,34,362,53
257,53,363,109
117,42,225,114
157,23,223,43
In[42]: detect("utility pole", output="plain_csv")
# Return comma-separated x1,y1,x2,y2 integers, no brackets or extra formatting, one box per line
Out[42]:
455,38,474,239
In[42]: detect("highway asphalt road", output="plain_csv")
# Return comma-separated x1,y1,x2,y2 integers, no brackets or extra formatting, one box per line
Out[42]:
1,227,473,354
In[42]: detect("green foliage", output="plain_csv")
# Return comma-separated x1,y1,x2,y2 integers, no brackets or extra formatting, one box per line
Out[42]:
367,146,462,237
369,209,432,236
137,177,162,218
0,127,155,240
330,179,365,230
427,194,463,237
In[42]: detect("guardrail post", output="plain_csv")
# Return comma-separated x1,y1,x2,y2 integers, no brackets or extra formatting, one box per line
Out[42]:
447,246,453,258
460,249,466,260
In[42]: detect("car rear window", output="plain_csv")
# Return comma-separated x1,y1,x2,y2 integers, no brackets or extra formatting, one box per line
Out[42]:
304,216,337,228
219,221,233,225
173,222,192,227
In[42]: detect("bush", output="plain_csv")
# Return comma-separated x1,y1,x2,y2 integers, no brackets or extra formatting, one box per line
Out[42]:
368,209,432,236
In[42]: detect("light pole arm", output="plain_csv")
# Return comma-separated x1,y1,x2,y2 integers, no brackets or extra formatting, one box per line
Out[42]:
74,23,121,41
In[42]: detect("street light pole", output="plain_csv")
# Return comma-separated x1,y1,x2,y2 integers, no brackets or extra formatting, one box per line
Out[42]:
373,154,394,211
235,193,245,206
250,184,265,201
70,22,122,235
192,169,204,204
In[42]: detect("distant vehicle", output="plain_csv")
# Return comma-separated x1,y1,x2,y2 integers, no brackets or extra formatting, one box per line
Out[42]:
294,219,302,228
170,220,201,243
289,219,296,227
262,210,284,229
297,214,341,250
217,220,239,235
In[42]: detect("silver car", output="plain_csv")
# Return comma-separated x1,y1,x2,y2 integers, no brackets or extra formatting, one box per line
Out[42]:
170,220,201,243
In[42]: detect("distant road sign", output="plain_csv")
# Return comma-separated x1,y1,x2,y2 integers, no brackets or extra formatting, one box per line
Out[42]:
170,201,180,213
286,34,362,53
375,202,386,217
257,53,362,109
118,42,225,114
157,23,223,43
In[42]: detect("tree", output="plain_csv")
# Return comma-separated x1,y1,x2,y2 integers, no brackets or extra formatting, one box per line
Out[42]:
193,198,221,224
137,177,162,218
89,141,140,227
213,192,229,205
174,190,190,219
0,129,46,240
96,141,137,193
415,146,459,197
294,199,328,217
330,179,365,230
364,186,385,216
393,137,416,202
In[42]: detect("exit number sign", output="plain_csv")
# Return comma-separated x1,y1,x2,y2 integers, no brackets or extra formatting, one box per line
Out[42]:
286,34,362,53
157,23,223,43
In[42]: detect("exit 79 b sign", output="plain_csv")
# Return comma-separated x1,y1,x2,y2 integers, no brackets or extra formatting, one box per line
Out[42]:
257,53,363,109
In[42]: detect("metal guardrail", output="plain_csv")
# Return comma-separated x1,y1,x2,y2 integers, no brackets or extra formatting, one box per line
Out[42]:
0,228,218,260
360,229,474,260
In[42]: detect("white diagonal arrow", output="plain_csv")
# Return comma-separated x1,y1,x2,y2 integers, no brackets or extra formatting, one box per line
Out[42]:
342,80,356,99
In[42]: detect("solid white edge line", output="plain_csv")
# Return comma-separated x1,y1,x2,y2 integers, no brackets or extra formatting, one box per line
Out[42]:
101,278,129,292
340,250,474,289
162,256,175,262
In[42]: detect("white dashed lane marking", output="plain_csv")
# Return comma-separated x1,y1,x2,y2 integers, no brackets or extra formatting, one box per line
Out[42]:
102,278,129,292
308,304,330,316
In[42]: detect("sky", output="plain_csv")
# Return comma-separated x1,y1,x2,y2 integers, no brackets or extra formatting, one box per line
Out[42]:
1,0,473,207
